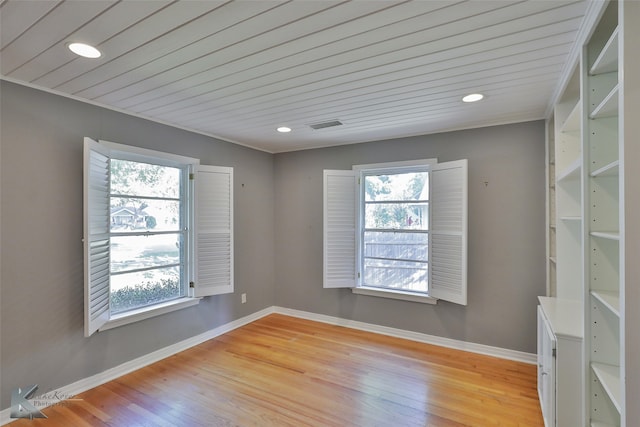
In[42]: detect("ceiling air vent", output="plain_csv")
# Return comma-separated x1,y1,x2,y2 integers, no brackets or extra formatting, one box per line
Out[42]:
309,120,343,130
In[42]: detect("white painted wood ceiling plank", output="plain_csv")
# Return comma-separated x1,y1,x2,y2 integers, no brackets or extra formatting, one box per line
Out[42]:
214,60,566,134
192,19,579,116
99,0,461,109
0,0,59,50
189,35,575,129
159,32,577,127
190,74,558,138
128,3,584,122
33,1,228,90
1,0,116,75
10,0,172,83
111,1,502,113
72,0,289,100
203,0,572,97
87,1,381,104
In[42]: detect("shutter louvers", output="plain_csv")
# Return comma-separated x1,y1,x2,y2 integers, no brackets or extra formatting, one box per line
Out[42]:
83,137,111,336
430,159,468,305
194,166,233,297
323,170,357,288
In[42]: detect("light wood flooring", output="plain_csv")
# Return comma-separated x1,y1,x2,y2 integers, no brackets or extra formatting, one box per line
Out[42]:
11,314,543,426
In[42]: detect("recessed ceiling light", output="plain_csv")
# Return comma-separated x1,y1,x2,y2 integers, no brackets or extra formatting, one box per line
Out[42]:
68,42,102,59
462,93,484,103
277,126,292,133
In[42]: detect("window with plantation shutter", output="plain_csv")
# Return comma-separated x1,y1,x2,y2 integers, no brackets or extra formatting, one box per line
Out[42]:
83,138,233,336
323,159,467,305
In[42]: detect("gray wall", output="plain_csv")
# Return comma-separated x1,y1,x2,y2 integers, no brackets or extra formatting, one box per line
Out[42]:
273,121,546,353
0,81,276,409
1,80,546,411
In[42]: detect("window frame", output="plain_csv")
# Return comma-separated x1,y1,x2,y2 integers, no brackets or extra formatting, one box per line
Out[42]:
354,159,436,298
83,138,234,336
106,143,192,315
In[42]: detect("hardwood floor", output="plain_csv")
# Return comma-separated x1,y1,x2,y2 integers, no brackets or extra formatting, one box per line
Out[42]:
11,314,543,426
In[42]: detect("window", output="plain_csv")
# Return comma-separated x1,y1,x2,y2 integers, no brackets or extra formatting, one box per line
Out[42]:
323,159,467,305
361,166,430,293
83,138,233,336
109,158,186,314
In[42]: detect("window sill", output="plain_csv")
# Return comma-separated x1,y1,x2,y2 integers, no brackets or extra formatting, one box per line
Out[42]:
352,287,438,304
99,297,201,332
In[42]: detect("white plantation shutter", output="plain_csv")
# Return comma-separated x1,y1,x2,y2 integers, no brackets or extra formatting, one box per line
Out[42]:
194,165,234,297
323,170,357,288
430,159,468,305
83,137,111,336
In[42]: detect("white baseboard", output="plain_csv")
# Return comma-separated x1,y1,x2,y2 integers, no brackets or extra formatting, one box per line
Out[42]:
273,306,537,365
1,305,535,425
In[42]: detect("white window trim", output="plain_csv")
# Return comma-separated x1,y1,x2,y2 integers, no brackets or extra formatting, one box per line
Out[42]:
352,286,437,304
353,158,437,171
100,297,201,331
100,140,199,168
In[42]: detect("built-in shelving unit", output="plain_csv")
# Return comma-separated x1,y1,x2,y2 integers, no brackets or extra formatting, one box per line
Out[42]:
541,1,639,425
585,4,621,425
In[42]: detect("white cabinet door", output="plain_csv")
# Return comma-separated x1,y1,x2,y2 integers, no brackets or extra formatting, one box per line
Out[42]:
538,306,556,427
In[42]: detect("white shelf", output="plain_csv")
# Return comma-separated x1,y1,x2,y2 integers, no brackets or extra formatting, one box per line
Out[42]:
591,290,620,317
590,27,619,75
591,422,616,427
560,216,581,222
590,231,620,241
560,100,581,133
590,84,619,119
538,297,583,339
591,160,619,177
557,158,581,182
591,363,622,414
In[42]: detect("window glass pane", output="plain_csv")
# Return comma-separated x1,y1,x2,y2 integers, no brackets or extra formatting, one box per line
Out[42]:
363,259,428,293
361,168,430,292
364,172,428,202
111,234,181,273
364,231,428,262
365,202,428,230
111,159,180,198
110,266,181,314
110,198,180,232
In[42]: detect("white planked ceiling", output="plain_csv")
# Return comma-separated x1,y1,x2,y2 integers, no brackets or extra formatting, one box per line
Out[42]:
0,0,593,153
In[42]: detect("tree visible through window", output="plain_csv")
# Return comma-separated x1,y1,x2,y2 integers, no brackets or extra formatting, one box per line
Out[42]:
362,169,429,293
109,159,186,313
